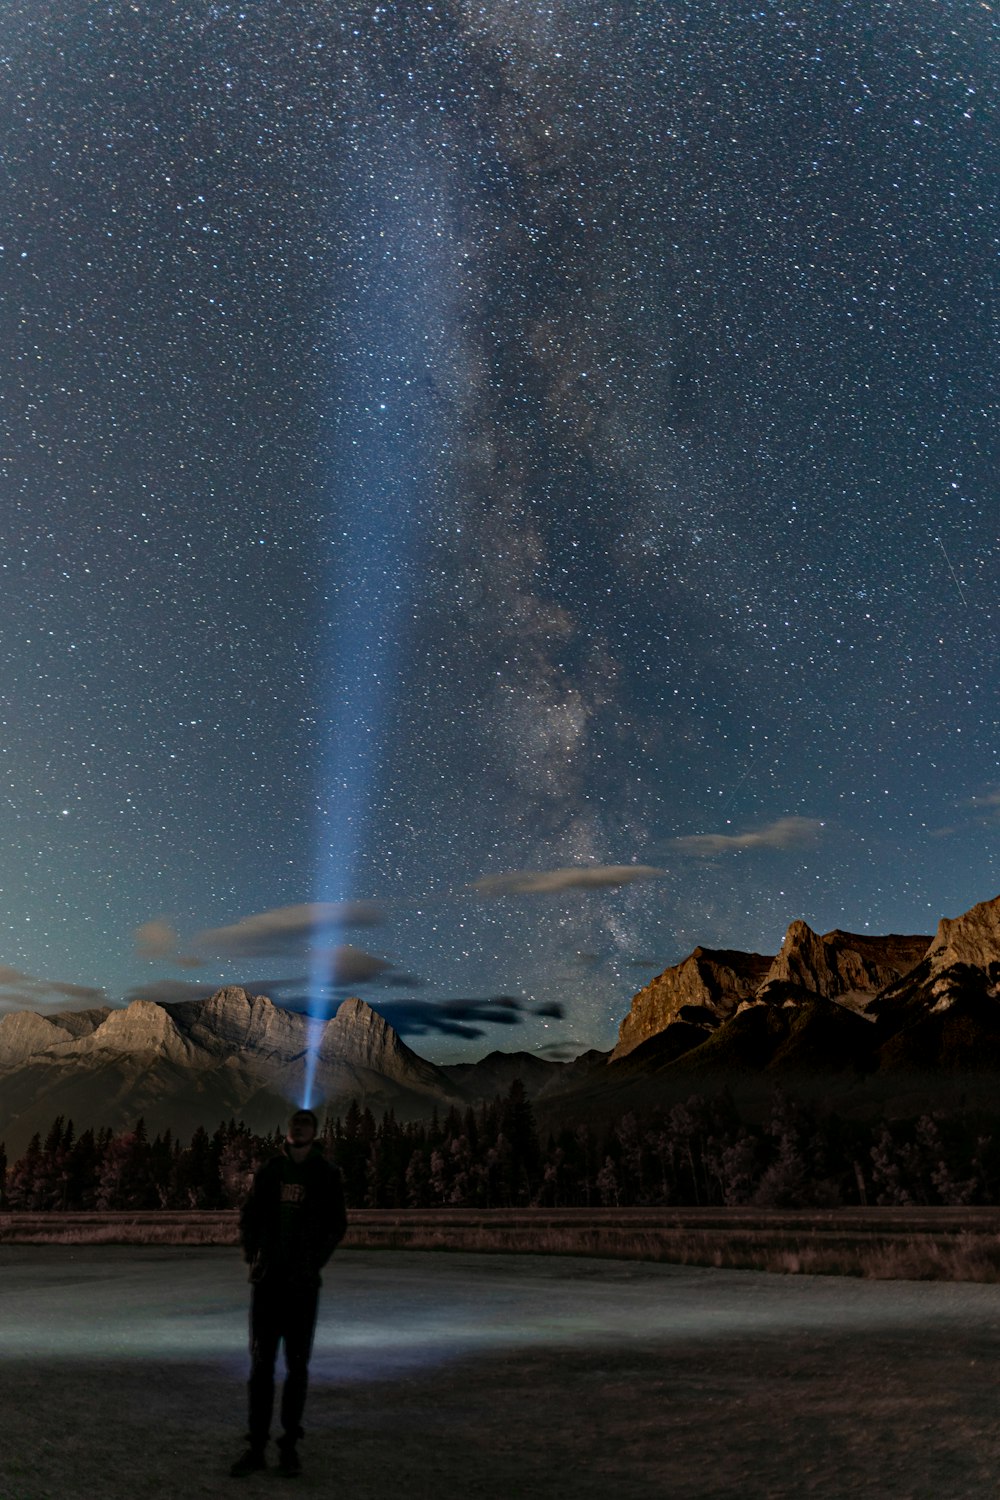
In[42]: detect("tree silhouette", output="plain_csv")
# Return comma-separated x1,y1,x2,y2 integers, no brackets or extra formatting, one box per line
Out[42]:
7,1087,1000,1212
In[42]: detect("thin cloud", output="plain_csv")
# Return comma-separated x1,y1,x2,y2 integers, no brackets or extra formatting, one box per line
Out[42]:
123,979,224,1007
192,901,382,959
533,1001,565,1020
269,993,530,1039
134,919,205,969
311,944,392,986
673,816,824,857
124,975,399,1009
965,788,1000,824
931,789,1000,838
370,995,529,1039
472,864,665,897
534,1039,594,1061
0,965,107,1014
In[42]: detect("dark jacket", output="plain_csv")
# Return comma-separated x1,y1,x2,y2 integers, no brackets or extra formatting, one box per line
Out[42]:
239,1142,348,1287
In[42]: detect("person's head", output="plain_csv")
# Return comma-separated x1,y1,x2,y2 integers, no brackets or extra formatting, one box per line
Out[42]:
286,1108,318,1148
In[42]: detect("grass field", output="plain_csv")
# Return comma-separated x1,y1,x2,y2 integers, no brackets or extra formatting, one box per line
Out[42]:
4,1205,1000,1279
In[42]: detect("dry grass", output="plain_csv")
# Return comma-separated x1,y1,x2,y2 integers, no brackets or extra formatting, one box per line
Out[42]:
0,1211,239,1247
5,1207,1000,1280
342,1217,1000,1281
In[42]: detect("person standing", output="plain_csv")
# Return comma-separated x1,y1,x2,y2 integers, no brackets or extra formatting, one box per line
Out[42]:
230,1108,347,1478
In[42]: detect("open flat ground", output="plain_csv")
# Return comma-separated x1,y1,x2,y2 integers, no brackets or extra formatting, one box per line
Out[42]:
2,1246,1000,1500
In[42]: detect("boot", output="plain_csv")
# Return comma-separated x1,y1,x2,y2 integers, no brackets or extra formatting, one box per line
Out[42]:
229,1443,267,1477
276,1434,301,1477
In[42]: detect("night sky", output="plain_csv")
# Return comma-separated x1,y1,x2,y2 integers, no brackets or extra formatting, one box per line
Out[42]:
1,1,996,1060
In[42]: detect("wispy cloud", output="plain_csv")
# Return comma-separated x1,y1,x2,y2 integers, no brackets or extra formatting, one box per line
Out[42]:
0,965,107,1015
472,864,665,897
534,1039,591,1061
123,969,411,1008
929,788,1000,839
270,992,532,1039
310,943,393,986
190,901,381,960
533,1001,565,1020
134,919,205,968
365,994,529,1040
123,979,225,1007
672,816,824,857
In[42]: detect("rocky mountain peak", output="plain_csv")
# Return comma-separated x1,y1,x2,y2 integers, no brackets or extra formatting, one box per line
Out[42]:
759,922,929,1004
320,996,408,1073
865,894,1000,1040
761,921,839,999
196,985,269,1033
46,1007,113,1039
0,1010,73,1069
925,892,1000,973
164,986,306,1061
312,995,463,1099
612,946,773,1060
91,999,186,1053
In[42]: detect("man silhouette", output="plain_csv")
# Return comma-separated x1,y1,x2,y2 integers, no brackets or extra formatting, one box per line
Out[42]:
230,1108,347,1478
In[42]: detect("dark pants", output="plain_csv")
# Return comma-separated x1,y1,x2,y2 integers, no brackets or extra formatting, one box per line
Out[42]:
247,1276,320,1449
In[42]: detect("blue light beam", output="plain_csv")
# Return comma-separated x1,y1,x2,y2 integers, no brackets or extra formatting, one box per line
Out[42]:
302,135,459,1109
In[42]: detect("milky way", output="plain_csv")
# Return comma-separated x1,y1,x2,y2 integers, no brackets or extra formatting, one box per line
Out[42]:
0,1,996,1058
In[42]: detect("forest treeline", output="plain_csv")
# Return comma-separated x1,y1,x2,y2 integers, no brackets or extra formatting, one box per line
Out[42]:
3,1083,1000,1212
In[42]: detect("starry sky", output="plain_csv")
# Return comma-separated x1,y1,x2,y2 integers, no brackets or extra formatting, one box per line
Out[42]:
1,0,996,1061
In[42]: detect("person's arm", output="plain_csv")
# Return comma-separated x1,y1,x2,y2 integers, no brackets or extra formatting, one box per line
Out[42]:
239,1164,265,1263
318,1163,348,1266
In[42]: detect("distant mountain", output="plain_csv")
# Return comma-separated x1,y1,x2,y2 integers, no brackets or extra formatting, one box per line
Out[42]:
0,991,467,1158
2,893,999,1157
438,1050,563,1103
866,892,1000,1071
0,1006,113,1069
758,924,930,1009
609,918,932,1069
536,894,1000,1129
610,948,772,1059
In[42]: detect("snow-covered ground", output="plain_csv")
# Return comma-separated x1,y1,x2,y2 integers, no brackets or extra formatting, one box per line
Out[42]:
2,1246,1000,1498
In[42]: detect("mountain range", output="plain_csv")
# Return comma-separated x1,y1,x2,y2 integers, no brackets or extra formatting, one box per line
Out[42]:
1,891,998,1157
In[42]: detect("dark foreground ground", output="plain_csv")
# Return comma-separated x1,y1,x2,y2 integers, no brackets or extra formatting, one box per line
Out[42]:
2,1246,1000,1500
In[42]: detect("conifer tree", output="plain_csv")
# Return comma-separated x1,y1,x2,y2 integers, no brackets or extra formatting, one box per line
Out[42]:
5,1133,43,1210
501,1079,540,1204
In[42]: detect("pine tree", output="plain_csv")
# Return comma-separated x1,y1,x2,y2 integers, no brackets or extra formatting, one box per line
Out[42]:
753,1092,818,1208
218,1122,257,1207
595,1156,620,1207
404,1146,431,1207
614,1113,645,1203
43,1116,65,1159
334,1101,370,1206
5,1133,43,1209
96,1126,157,1210
501,1080,540,1204
171,1124,218,1208
64,1128,100,1210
